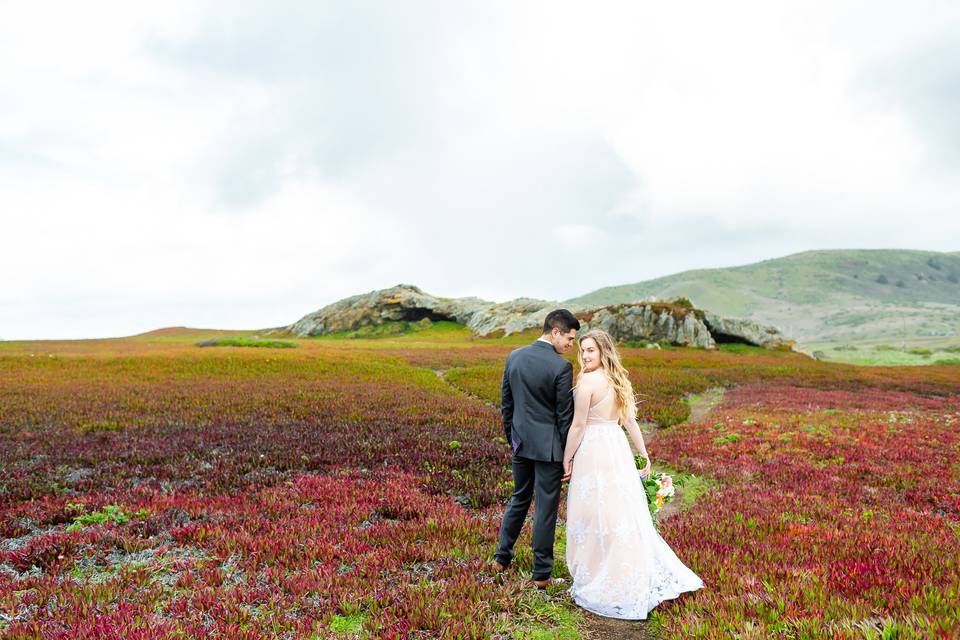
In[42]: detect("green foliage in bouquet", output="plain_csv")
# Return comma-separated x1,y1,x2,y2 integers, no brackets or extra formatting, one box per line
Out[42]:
634,454,675,528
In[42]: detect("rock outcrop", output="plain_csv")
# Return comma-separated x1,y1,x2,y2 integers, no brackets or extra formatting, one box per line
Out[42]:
464,298,556,337
285,284,489,337
281,284,790,349
703,312,791,348
579,303,716,349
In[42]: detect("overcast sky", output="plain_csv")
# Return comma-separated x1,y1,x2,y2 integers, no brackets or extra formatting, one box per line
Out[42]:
2,1,959,340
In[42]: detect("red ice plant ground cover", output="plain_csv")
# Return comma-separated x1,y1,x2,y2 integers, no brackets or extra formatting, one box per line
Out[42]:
1,337,958,637
647,384,960,638
447,345,960,428
0,348,536,638
0,471,523,638
0,353,510,508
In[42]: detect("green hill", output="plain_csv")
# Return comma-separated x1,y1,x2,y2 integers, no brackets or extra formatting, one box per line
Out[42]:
566,249,960,355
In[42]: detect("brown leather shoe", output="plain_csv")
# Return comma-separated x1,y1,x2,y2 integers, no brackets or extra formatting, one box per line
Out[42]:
491,560,507,572
531,578,550,589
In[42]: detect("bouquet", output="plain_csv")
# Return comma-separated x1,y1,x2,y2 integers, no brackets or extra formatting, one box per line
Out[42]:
634,454,675,521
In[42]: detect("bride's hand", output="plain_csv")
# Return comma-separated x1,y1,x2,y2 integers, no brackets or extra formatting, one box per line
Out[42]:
562,458,573,481
639,456,651,479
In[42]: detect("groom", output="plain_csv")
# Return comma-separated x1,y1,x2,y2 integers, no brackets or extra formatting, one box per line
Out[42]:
493,308,580,587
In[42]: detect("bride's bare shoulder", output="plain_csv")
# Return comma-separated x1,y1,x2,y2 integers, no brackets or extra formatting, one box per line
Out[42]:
579,369,606,389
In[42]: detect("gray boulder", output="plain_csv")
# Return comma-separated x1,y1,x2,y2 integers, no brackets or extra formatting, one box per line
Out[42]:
466,298,559,336
579,303,717,349
285,284,489,336
703,312,790,348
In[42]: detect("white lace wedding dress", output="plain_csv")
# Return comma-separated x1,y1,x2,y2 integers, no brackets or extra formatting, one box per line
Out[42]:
566,384,704,619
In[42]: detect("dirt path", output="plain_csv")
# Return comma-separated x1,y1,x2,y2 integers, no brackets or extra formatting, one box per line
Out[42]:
687,387,725,424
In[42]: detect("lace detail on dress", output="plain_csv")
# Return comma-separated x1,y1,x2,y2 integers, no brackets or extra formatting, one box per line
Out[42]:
566,384,704,620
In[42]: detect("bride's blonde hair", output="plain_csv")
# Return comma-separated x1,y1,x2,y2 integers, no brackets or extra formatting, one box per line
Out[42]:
576,329,639,424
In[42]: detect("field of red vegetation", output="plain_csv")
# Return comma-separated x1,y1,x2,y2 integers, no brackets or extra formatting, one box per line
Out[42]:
0,331,958,638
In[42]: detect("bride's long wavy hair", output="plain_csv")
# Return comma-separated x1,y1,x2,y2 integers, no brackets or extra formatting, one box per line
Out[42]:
576,329,639,425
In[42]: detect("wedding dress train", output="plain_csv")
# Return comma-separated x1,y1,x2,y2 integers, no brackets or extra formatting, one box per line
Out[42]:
566,386,704,619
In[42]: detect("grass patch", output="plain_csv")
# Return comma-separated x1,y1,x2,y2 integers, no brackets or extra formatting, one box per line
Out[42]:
196,337,297,348
673,472,717,510
800,423,830,438
328,613,367,636
807,341,960,366
646,462,718,511
717,343,767,355
315,320,471,341
713,432,742,444
498,588,581,640
65,504,150,532
445,364,502,404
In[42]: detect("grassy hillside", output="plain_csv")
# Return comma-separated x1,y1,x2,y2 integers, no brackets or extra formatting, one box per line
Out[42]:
566,249,960,356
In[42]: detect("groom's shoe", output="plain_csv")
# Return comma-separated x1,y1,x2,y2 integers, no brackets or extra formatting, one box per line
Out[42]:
531,578,550,589
491,560,508,572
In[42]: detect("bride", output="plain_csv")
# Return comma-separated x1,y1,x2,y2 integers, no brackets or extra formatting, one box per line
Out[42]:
562,329,704,619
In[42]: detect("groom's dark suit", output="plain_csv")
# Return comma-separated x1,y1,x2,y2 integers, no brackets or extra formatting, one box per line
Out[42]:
494,339,574,580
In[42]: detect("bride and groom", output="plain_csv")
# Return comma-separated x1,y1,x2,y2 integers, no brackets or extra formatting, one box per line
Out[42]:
492,309,704,619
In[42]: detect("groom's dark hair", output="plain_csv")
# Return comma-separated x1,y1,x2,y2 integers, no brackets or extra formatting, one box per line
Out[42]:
542,309,581,335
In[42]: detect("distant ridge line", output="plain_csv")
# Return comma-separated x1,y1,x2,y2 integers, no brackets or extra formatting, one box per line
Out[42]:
564,248,960,344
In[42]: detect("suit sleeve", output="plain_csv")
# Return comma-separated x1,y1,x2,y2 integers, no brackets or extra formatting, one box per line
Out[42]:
500,360,514,444
555,361,574,443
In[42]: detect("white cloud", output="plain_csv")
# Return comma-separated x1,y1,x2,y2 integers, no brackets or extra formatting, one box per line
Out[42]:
1,170,418,336
1,1,959,339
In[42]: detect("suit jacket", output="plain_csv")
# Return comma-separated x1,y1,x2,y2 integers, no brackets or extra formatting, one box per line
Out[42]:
500,339,574,462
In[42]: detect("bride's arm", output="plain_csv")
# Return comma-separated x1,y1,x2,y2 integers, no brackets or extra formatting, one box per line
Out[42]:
562,381,594,480
623,410,652,477
623,411,649,458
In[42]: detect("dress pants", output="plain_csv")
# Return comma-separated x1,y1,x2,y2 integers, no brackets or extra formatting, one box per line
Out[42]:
494,454,564,581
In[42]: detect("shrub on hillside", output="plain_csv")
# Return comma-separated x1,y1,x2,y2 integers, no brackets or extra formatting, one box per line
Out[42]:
196,337,297,348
